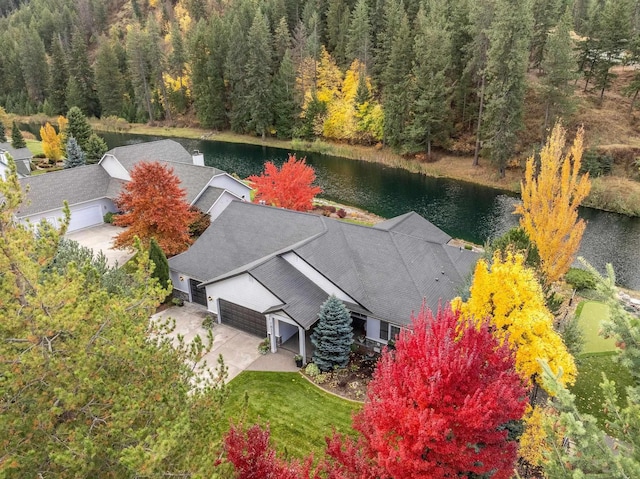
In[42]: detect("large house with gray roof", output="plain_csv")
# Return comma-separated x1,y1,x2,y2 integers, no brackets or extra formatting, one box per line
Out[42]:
1,142,33,179
168,201,479,362
17,139,251,232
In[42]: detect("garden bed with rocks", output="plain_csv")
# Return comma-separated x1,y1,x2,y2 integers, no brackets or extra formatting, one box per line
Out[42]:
302,350,379,402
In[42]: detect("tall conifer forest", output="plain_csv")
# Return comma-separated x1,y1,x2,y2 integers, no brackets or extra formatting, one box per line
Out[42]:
1,0,639,169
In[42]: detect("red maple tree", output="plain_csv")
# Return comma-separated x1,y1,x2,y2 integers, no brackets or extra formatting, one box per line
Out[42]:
345,305,528,479
114,161,196,256
247,154,322,211
224,423,318,479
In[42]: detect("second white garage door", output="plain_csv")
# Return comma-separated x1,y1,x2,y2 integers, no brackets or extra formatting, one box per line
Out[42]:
68,205,104,232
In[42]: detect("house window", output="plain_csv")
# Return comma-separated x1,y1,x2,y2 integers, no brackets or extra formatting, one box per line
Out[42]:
380,321,400,342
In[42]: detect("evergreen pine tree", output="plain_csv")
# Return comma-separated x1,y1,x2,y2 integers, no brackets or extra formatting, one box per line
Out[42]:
310,295,353,371
84,133,108,163
0,121,6,143
149,237,170,291
530,0,561,70
49,35,69,116
244,11,274,139
273,16,292,64
347,0,372,71
66,106,93,151
95,39,125,118
11,121,26,148
408,1,452,159
67,30,100,117
146,15,171,121
483,0,533,176
64,136,86,169
227,16,251,133
373,0,405,90
126,25,154,122
326,0,351,65
19,28,48,105
541,8,577,130
272,49,298,138
382,11,413,149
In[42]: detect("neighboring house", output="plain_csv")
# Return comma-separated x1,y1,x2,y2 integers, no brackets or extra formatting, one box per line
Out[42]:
169,201,479,361
16,139,251,232
0,142,33,179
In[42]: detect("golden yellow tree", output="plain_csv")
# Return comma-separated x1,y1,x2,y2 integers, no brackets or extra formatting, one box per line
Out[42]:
40,122,63,161
453,251,577,391
515,122,591,284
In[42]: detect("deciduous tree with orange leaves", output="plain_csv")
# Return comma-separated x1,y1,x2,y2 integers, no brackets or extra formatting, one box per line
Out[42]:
114,161,196,256
247,154,322,211
515,122,591,285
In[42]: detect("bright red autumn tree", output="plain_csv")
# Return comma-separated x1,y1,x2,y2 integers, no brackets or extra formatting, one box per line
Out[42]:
224,423,318,479
341,305,529,479
114,161,196,256
247,154,322,211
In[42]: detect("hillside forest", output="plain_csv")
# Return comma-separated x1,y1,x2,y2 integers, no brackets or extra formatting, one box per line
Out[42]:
1,0,640,176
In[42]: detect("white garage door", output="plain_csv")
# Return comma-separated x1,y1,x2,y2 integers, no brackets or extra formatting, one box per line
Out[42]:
68,205,103,232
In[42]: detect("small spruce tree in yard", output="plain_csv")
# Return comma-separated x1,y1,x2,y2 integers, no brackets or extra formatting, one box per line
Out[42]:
64,136,86,168
0,120,6,142
149,238,171,292
66,106,93,151
84,132,108,163
311,295,353,371
11,120,26,148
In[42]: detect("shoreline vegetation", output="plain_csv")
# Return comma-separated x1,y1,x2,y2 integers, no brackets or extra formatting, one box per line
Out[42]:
14,114,640,217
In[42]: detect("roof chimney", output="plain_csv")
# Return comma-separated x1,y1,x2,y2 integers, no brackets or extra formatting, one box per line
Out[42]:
192,149,204,166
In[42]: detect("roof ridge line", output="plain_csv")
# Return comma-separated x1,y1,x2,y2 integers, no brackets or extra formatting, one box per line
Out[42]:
334,221,372,308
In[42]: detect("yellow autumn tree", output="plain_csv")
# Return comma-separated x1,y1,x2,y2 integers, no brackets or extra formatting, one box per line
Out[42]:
453,251,576,391
40,122,63,161
515,122,591,285
519,405,554,467
57,115,68,144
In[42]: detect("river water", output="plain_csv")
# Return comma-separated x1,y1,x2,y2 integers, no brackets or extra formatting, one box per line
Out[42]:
95,133,640,290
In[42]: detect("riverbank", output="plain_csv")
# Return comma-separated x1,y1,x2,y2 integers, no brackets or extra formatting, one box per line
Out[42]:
12,115,640,216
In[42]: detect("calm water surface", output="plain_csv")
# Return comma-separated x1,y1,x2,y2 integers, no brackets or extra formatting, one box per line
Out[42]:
99,133,640,290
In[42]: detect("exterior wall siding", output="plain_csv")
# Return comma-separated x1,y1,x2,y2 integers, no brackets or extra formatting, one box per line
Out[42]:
208,174,251,201
204,273,281,314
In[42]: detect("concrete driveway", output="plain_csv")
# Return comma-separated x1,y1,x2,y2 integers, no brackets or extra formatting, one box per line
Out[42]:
151,302,264,382
65,224,134,267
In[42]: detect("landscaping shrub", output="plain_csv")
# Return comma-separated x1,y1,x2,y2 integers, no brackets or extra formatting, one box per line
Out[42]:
305,362,320,377
560,315,585,357
202,314,216,329
103,211,114,223
566,268,597,290
171,297,184,307
258,338,270,354
337,208,347,218
327,205,336,213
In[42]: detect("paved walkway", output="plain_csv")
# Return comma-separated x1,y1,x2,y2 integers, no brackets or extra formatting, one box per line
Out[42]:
152,303,300,382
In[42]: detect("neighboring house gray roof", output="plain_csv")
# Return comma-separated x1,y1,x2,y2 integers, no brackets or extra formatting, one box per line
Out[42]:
194,186,225,212
170,201,480,328
0,142,33,161
115,156,226,204
1,142,33,177
16,139,240,218
17,165,111,216
105,139,194,165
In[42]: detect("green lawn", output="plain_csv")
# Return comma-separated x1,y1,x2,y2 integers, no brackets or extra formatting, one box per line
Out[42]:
570,353,635,428
576,301,617,354
25,139,44,156
222,371,360,459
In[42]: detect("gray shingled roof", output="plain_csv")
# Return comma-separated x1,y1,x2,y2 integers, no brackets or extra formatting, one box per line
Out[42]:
105,139,194,165
169,201,326,281
193,186,225,212
170,201,480,327
115,156,225,204
17,165,111,216
0,142,33,161
250,257,330,329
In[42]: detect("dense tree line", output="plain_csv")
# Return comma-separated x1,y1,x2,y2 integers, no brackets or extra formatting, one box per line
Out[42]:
1,0,640,172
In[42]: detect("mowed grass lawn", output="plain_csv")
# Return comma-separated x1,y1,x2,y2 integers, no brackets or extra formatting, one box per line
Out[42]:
570,300,634,428
222,371,360,459
25,139,44,156
576,301,617,354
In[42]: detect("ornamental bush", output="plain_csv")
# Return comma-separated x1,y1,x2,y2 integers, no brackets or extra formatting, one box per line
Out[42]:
310,295,353,371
